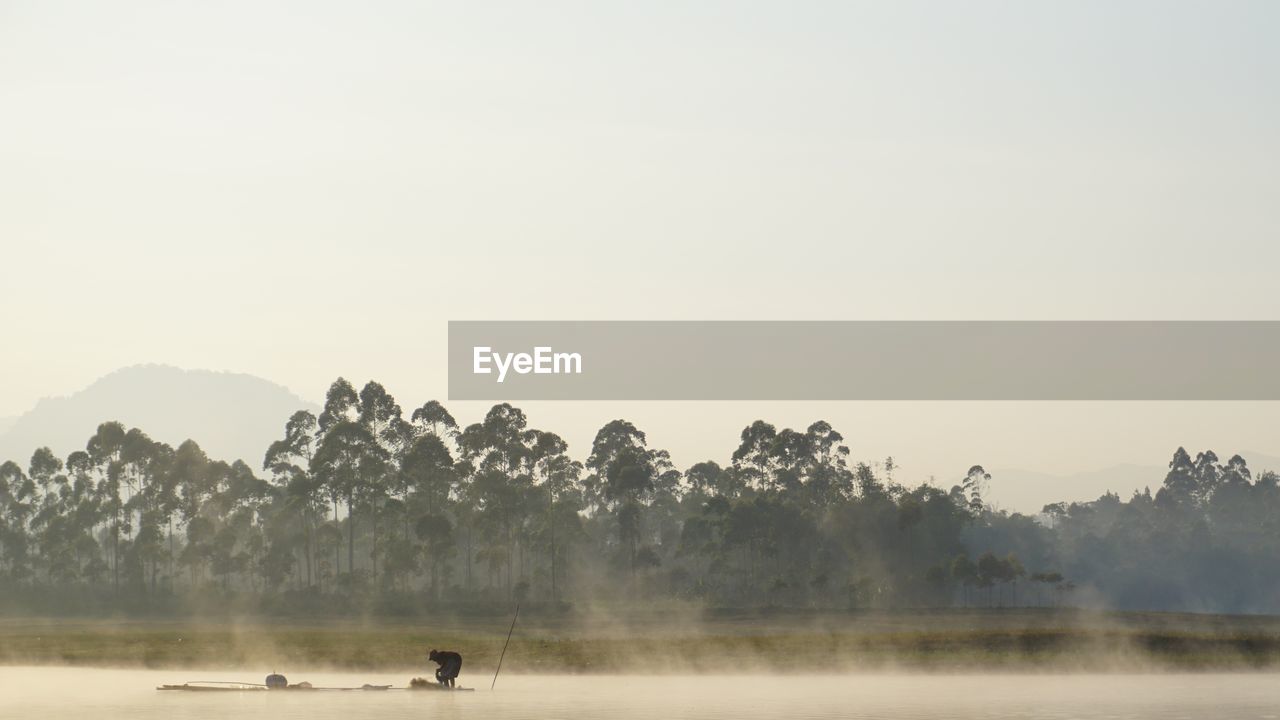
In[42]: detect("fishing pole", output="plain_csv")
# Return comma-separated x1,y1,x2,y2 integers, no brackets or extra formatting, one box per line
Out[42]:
491,601,520,690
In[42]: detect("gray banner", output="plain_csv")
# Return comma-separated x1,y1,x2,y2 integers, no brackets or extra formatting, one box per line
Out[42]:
447,321,1280,401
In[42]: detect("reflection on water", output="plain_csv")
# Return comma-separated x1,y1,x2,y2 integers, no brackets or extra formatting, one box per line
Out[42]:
2,667,1279,720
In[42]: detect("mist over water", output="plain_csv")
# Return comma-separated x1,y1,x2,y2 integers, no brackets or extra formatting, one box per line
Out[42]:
3,668,1279,720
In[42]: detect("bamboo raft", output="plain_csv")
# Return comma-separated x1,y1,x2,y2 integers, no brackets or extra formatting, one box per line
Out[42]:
157,678,473,692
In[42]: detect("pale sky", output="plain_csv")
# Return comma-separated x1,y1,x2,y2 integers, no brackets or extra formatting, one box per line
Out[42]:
2,1,1279,482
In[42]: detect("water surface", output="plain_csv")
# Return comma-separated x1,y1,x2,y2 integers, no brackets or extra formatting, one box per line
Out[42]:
3,668,1279,719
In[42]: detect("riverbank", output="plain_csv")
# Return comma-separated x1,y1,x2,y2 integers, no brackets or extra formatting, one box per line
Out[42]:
5,608,1280,672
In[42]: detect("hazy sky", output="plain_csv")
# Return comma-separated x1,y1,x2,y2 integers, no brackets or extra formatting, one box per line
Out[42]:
3,1,1279,480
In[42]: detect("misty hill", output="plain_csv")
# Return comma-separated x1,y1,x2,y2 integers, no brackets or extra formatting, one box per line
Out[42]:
990,452,1280,514
987,464,1164,513
0,365,318,468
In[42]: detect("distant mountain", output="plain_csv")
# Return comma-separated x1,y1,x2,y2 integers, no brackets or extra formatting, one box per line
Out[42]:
990,452,1280,515
1242,451,1280,476
0,365,318,469
986,463,1163,514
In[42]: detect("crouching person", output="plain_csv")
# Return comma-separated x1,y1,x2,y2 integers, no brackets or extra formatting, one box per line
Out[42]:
429,649,462,688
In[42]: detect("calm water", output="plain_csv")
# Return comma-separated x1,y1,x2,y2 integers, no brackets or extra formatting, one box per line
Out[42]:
3,668,1280,720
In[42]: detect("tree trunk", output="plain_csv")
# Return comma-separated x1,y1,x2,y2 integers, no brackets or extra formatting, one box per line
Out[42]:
550,492,557,602
333,497,341,576
112,520,120,594
168,518,174,583
347,492,355,578
465,526,473,589
306,511,314,587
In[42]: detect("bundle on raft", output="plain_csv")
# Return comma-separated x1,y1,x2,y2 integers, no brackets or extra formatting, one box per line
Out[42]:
410,677,475,691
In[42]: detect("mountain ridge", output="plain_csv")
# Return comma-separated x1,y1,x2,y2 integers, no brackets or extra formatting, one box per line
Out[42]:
989,452,1280,513
0,364,318,468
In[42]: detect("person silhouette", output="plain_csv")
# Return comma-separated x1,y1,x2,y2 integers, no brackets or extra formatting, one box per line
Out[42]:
428,649,463,688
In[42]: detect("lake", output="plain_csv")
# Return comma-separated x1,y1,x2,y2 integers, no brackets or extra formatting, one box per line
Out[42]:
3,667,1279,719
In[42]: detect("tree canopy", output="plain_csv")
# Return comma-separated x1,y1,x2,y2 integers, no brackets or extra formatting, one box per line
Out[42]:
0,378,1275,615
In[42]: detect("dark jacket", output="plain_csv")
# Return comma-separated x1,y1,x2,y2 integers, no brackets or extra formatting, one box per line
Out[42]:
433,651,462,678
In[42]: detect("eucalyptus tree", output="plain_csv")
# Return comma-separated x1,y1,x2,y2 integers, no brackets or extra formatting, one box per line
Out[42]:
174,455,250,591
1207,454,1259,547
959,465,990,517
722,420,855,593
318,378,360,434
411,400,459,442
897,495,924,567
458,403,534,594
527,429,582,600
950,553,977,606
86,421,127,591
181,514,214,587
684,461,727,502
1220,454,1252,488
169,440,211,519
676,493,734,598
1192,450,1222,506
166,439,214,585
801,421,853,506
401,432,456,595
1004,553,1026,605
730,420,853,506
185,458,271,592
731,421,780,494
265,410,320,586
119,428,172,592
119,428,159,512
357,381,409,585
1156,447,1198,510
646,448,684,562
312,378,360,577
855,461,887,500
211,505,255,590
314,520,343,591
402,434,455,517
313,418,384,583
63,450,103,583
414,511,454,598
975,551,1003,605
28,448,72,582
586,419,662,579
0,460,33,579
28,447,64,510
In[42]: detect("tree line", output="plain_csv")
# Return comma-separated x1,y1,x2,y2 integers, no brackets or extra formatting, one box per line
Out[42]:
0,377,1276,615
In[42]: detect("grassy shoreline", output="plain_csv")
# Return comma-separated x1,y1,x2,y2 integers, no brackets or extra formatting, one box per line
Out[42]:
5,608,1280,673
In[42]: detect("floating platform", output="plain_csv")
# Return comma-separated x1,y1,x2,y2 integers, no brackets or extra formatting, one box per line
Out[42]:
157,681,473,692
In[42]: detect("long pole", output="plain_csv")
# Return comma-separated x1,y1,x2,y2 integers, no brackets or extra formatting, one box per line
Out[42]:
491,602,520,690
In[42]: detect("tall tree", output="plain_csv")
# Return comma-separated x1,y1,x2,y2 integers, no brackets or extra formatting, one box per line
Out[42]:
264,410,320,587
458,404,533,594
313,418,384,583
587,420,660,579
358,381,407,586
